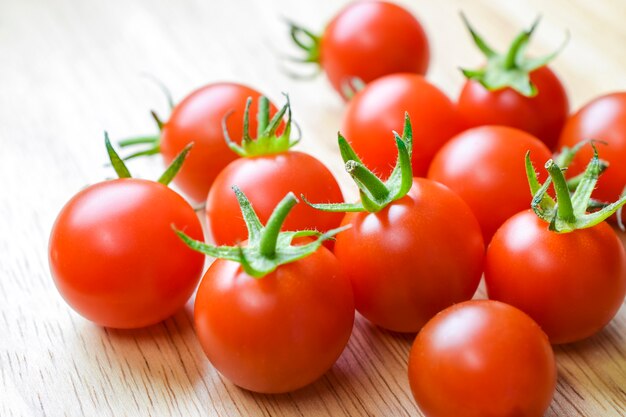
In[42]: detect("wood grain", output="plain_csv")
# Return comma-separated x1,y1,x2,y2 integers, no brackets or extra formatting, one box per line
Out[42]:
1,0,625,416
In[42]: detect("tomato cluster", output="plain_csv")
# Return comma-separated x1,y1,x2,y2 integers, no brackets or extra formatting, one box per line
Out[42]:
48,1,626,415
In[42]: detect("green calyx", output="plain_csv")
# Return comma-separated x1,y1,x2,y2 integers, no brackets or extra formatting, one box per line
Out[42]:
305,112,413,213
104,132,190,186
175,187,349,278
224,94,299,158
460,13,568,97
526,146,626,233
286,19,321,66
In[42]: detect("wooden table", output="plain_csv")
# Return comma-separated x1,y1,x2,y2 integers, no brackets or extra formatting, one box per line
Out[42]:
2,0,625,415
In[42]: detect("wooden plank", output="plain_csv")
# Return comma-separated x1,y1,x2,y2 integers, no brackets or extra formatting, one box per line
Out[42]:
1,0,625,415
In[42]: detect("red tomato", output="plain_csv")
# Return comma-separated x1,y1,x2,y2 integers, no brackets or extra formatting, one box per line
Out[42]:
558,92,626,223
428,126,552,242
334,179,484,333
49,179,205,328
409,300,556,417
485,210,626,344
319,1,429,98
160,83,276,202
459,66,569,150
206,151,343,245
194,240,354,393
341,74,464,178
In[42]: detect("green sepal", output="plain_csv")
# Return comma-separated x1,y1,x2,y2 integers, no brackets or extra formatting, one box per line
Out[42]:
460,13,568,97
529,146,626,232
285,19,321,65
618,186,626,231
105,132,132,179
223,94,299,158
306,112,414,213
175,186,349,278
341,77,366,100
157,142,193,186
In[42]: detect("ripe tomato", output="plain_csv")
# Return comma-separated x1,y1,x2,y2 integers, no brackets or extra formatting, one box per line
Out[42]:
194,242,354,393
558,92,626,223
428,126,552,242
319,1,429,98
459,66,568,150
49,179,205,328
409,300,556,417
206,151,343,245
485,210,626,344
159,83,277,202
341,74,464,178
334,179,484,333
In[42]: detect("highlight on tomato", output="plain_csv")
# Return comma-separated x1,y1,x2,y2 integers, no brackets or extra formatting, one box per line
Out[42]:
205,94,344,246
177,187,354,394
484,148,626,344
286,0,429,99
48,136,205,329
558,92,626,225
457,14,569,150
306,114,484,333
408,300,557,417
118,82,278,202
341,73,464,179
427,125,552,242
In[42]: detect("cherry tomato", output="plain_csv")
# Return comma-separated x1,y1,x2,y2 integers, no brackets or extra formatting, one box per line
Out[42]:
160,83,277,202
485,210,626,344
409,300,556,417
334,179,484,333
428,126,552,242
558,92,626,223
194,240,354,393
49,179,205,328
319,1,429,98
459,66,568,150
341,74,464,178
206,151,343,245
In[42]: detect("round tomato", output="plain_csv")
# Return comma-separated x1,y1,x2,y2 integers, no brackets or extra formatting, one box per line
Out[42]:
159,83,277,202
49,179,205,328
341,74,464,178
318,1,429,98
206,151,343,245
428,126,552,242
459,66,568,150
194,239,354,394
558,92,626,223
485,210,626,344
409,300,556,417
334,178,484,333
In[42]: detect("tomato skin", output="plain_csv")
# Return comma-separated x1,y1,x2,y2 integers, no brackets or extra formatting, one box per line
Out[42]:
206,151,344,245
341,74,464,179
485,210,626,344
409,300,556,417
160,83,276,202
458,66,569,150
320,1,429,98
194,243,354,393
49,179,205,329
334,179,484,333
427,126,552,242
558,92,626,223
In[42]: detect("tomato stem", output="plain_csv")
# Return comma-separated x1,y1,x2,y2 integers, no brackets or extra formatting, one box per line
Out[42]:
527,145,626,232
259,193,298,258
306,113,413,213
223,94,298,158
176,187,349,278
460,14,567,97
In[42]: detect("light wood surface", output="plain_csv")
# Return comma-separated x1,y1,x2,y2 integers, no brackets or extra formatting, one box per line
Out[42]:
2,0,626,416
